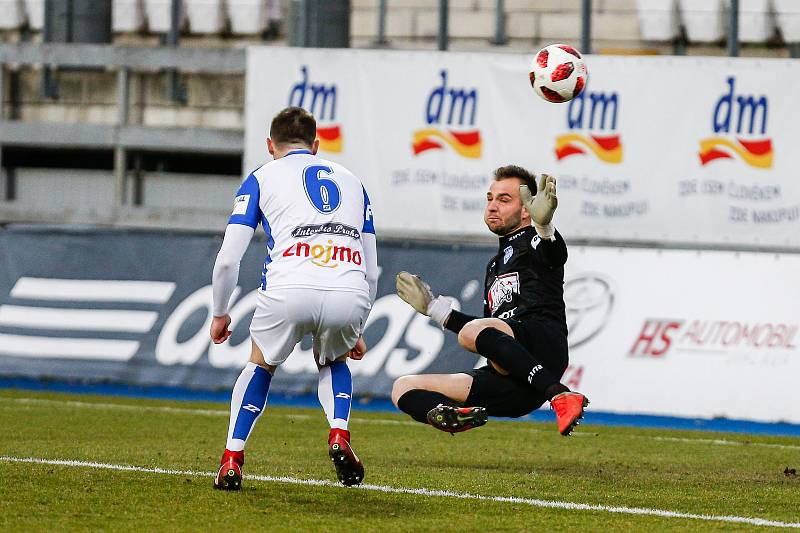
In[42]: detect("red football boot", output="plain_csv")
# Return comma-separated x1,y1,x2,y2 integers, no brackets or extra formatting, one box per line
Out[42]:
213,449,244,490
328,429,364,487
551,392,589,436
426,404,488,433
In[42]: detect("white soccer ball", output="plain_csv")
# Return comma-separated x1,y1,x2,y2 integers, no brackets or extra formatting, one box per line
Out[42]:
529,44,588,103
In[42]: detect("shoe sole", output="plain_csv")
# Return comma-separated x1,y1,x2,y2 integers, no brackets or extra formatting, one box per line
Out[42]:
428,405,488,433
329,443,364,487
213,467,242,491
561,397,590,436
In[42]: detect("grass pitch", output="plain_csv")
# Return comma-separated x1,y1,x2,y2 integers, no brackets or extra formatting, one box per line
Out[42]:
0,389,798,532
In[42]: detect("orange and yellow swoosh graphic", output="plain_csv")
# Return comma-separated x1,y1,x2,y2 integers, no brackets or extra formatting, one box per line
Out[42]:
698,137,772,168
317,125,343,153
412,129,482,159
555,134,622,164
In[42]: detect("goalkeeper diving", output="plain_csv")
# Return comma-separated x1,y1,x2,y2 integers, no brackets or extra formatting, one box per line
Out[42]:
392,165,589,436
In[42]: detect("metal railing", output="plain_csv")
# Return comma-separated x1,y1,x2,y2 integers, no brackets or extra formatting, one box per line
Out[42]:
367,0,792,57
0,43,246,209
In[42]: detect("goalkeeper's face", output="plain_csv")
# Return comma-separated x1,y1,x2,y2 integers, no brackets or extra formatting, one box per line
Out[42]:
484,178,530,236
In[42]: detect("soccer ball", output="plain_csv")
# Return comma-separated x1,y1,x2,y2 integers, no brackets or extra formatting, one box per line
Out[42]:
529,44,588,103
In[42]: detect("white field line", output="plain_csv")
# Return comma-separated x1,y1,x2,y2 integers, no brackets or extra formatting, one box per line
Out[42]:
4,397,800,449
637,435,800,451
0,455,798,529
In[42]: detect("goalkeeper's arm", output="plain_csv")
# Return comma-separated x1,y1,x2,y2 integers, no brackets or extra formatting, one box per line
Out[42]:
395,271,478,333
443,309,479,334
520,173,568,267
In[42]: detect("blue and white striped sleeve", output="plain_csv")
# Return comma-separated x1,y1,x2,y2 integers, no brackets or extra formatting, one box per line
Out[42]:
228,173,261,229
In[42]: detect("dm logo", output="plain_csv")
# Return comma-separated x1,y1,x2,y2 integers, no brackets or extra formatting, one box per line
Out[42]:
412,70,482,159
555,86,622,164
698,76,772,168
288,66,342,153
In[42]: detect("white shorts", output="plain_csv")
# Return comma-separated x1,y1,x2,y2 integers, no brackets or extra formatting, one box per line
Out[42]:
249,287,371,366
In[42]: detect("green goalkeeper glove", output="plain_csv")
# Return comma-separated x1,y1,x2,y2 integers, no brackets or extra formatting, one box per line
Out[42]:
520,173,558,240
395,271,453,328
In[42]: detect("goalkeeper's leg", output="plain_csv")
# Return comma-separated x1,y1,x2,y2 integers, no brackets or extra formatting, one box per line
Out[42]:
458,319,566,396
392,373,487,433
458,319,588,436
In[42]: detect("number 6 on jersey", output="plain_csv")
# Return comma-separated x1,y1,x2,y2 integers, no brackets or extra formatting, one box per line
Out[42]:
304,165,341,213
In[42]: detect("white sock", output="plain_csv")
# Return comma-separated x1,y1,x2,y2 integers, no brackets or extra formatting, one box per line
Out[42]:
225,362,272,451
318,361,352,431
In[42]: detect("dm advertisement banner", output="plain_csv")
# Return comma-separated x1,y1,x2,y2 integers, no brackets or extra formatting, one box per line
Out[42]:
245,48,800,248
1,227,798,423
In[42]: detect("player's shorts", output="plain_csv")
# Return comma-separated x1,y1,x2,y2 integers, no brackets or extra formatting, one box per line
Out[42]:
250,287,370,366
464,365,545,417
502,317,569,376
464,317,569,418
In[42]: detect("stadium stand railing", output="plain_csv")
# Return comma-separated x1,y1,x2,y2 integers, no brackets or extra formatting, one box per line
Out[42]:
2,0,799,232
0,42,245,230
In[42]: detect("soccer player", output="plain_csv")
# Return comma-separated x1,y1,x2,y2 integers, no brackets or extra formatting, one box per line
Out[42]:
391,165,588,436
209,107,378,489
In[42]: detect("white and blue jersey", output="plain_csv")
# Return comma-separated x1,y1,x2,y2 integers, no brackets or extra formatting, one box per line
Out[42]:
228,149,375,294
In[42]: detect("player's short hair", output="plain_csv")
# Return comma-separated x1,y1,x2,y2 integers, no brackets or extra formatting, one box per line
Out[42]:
270,107,317,147
493,165,537,194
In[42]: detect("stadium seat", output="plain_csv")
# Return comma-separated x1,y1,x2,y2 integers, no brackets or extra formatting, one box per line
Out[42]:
185,0,226,34
226,0,268,35
0,0,24,30
22,0,43,31
737,0,775,43
774,0,800,42
113,0,146,33
679,0,726,42
143,0,188,33
636,0,680,41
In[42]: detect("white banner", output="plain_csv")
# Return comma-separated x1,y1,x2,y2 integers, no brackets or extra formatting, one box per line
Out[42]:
565,246,800,423
245,47,800,248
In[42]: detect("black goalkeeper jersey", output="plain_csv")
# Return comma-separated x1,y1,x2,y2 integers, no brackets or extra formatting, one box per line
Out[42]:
483,226,568,335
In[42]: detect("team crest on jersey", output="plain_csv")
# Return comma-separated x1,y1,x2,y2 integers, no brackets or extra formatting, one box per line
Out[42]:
503,246,513,264
487,272,520,315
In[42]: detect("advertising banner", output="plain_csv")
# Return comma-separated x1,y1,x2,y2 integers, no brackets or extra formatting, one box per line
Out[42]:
566,246,800,423
245,48,800,248
1,227,798,423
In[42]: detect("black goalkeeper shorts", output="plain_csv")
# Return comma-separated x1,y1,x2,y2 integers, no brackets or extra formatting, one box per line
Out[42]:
463,318,569,418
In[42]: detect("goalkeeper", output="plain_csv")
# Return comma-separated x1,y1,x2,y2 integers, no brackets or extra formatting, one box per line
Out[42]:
392,165,588,436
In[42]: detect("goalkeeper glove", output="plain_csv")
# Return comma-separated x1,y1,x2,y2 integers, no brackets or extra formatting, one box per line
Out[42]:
395,271,453,328
520,173,558,240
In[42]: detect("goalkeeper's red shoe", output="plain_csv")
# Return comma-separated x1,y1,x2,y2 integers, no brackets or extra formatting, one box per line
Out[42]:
426,404,488,433
213,449,244,491
551,392,589,436
328,429,364,487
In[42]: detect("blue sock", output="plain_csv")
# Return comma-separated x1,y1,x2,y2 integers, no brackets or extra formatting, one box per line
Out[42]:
226,362,272,451
318,361,352,431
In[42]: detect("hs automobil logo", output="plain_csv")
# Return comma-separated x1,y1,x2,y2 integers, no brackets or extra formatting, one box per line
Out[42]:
288,66,342,153
698,76,772,168
555,85,622,164
412,69,482,159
